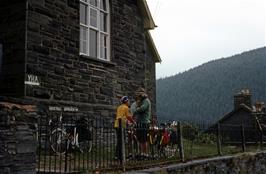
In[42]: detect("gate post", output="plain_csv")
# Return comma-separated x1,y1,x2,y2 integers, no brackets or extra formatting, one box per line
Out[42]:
217,122,222,156
178,121,185,162
241,124,246,152
118,119,126,171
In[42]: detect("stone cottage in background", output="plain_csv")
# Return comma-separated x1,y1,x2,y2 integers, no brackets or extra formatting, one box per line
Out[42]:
209,89,266,142
0,0,161,119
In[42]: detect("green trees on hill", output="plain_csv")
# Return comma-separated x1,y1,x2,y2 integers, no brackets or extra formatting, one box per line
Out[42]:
157,47,266,123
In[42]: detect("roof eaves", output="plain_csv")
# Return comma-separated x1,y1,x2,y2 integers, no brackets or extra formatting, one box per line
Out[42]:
214,104,253,125
145,31,161,63
138,0,157,30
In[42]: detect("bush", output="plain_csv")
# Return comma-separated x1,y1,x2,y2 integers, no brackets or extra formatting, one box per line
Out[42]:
196,133,216,145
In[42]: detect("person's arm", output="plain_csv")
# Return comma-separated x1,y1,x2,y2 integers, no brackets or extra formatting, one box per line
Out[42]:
136,99,149,113
130,102,136,114
115,107,121,120
125,107,135,123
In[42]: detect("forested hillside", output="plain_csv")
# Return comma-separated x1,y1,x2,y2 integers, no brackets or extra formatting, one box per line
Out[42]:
156,47,266,123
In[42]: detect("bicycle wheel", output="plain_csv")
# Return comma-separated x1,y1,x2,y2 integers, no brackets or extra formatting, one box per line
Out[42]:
50,128,68,154
79,140,93,153
87,126,93,152
78,128,93,153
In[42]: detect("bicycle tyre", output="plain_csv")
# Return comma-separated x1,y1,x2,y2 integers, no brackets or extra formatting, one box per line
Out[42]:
79,140,93,153
87,126,93,152
50,128,68,154
78,126,93,153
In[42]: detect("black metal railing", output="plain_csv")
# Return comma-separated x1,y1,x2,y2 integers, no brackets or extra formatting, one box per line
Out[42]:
36,113,118,173
36,114,265,173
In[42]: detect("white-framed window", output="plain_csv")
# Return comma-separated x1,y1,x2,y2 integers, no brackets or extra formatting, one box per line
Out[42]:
80,0,110,61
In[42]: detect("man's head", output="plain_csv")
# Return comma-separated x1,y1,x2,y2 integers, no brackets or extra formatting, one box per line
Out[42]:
120,96,129,105
135,87,147,99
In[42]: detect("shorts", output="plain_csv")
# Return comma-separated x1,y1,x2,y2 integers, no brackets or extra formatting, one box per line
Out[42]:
136,123,149,143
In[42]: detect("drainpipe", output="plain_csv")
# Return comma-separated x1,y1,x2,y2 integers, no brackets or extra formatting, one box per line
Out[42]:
144,32,147,90
24,0,29,96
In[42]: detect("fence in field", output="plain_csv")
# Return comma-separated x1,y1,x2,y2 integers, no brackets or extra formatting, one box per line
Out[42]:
36,112,266,173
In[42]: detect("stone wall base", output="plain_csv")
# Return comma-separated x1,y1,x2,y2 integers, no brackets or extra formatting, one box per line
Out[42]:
135,151,266,174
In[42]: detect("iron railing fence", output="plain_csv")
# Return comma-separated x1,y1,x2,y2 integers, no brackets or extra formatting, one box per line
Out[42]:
36,112,119,173
36,114,265,173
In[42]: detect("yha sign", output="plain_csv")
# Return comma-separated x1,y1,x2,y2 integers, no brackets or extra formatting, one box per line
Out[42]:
25,74,40,86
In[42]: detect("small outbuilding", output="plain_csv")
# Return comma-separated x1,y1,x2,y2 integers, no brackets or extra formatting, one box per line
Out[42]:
209,90,266,143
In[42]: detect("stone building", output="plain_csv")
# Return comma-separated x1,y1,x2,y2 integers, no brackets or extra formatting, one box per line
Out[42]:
0,0,161,119
209,90,266,142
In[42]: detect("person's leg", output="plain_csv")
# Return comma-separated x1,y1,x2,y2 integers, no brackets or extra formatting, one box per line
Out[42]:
115,128,121,159
143,124,149,157
140,125,146,156
136,124,143,157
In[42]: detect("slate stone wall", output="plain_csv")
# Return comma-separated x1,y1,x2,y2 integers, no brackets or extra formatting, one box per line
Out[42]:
0,100,37,174
145,46,157,116
140,152,266,174
0,0,26,97
169,153,266,174
25,0,157,118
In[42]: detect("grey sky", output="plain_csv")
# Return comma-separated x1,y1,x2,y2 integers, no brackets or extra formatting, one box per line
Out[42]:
147,0,266,79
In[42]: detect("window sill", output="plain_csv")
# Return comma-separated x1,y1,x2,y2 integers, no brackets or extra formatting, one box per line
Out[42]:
79,54,116,66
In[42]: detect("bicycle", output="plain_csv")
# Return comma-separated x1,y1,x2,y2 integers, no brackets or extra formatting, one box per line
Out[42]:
49,115,93,154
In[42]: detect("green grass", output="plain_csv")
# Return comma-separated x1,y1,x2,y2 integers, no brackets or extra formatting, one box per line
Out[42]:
37,141,266,173
183,141,218,160
182,139,266,161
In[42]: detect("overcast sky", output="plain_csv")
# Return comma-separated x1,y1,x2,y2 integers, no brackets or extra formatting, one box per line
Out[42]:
146,0,266,79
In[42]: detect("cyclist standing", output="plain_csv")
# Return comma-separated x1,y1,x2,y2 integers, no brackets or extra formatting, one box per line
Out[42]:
134,87,151,159
114,96,134,160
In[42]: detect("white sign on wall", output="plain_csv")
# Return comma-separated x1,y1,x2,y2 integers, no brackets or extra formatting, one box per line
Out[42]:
49,106,79,112
25,74,40,86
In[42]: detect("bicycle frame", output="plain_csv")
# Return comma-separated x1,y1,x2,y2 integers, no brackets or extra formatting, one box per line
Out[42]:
49,114,93,154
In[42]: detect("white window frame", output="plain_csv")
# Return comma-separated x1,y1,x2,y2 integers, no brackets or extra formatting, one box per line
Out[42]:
79,0,110,61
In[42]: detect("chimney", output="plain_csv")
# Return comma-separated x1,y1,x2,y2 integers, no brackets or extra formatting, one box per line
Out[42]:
234,89,252,110
255,102,265,112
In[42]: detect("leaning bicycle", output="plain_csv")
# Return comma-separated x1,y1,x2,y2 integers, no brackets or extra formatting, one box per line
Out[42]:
49,115,93,154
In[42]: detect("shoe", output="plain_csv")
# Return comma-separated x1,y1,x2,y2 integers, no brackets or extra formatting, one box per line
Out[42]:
126,154,133,160
143,153,150,160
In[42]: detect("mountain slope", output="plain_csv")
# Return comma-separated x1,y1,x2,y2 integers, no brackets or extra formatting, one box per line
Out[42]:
156,47,266,123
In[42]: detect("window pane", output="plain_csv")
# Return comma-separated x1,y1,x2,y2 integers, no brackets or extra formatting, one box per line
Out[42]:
80,3,87,25
80,0,109,59
100,0,106,11
83,41,87,54
80,28,83,53
90,8,97,27
100,12,107,32
80,26,88,54
100,34,107,59
90,0,97,6
89,29,97,58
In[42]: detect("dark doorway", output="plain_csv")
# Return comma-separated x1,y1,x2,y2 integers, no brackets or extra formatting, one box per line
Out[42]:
0,44,2,75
